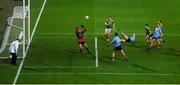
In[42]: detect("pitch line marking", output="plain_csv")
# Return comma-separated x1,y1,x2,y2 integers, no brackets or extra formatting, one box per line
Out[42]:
24,66,95,68
34,36,95,39
35,33,180,36
20,72,180,76
13,0,47,84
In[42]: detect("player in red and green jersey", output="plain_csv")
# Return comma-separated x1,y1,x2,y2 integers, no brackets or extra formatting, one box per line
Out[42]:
75,25,91,55
104,16,114,41
144,24,152,43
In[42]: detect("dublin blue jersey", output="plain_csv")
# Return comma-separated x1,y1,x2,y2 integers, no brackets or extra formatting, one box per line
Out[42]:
113,36,121,47
153,27,162,38
130,36,135,42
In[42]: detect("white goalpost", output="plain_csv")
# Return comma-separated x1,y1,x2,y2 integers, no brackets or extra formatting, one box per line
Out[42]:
0,0,30,59
22,0,26,59
22,0,31,58
95,37,98,68
13,0,47,84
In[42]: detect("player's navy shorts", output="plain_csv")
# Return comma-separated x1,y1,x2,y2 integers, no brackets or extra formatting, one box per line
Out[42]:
114,45,122,51
126,38,131,42
79,41,85,45
152,37,160,40
146,32,151,35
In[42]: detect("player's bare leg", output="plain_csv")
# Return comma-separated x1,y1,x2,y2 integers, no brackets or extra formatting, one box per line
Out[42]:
149,40,157,48
120,39,126,43
120,50,128,61
112,51,115,61
121,32,129,40
107,33,110,41
146,38,151,43
149,39,154,48
157,39,161,47
104,31,109,41
84,43,91,54
79,44,83,55
104,29,111,41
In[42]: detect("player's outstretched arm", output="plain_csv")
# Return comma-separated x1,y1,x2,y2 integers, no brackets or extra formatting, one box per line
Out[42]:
75,26,79,32
80,25,87,33
106,41,113,47
121,32,126,36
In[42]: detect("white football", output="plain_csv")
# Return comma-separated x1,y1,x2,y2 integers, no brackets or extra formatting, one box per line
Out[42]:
85,16,89,20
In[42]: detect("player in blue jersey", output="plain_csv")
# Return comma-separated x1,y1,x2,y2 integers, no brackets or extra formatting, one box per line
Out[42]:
150,23,163,48
106,33,128,62
157,20,165,44
120,32,136,43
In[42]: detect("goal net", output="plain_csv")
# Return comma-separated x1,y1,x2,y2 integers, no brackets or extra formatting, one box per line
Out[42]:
0,0,30,59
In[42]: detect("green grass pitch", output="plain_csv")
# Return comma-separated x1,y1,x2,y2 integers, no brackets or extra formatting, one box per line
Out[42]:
1,0,180,84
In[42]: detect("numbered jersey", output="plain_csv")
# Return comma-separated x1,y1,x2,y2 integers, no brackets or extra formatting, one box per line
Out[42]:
105,19,114,29
76,32,85,43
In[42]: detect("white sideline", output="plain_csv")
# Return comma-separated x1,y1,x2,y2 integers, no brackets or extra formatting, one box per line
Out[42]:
13,0,47,84
20,72,180,76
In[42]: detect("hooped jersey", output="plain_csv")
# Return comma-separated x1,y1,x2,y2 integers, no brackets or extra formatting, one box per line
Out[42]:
75,28,87,43
105,19,114,29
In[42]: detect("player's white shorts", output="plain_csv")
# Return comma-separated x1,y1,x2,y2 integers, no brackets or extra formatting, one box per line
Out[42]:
105,28,112,33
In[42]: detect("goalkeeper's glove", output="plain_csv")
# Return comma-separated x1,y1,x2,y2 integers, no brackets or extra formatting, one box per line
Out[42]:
80,25,84,27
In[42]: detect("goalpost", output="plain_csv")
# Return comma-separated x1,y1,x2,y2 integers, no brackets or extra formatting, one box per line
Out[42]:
13,0,47,84
22,0,31,58
0,0,99,69
0,0,30,59
95,37,98,68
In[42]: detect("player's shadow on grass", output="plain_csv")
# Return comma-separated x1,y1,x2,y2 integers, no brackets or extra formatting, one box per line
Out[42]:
23,67,45,73
0,59,22,66
125,41,148,50
125,40,180,57
99,55,114,65
24,46,96,72
131,63,156,72
0,59,10,64
158,47,180,57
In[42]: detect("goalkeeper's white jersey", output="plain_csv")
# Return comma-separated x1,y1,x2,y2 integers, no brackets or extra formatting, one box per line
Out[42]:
9,40,19,53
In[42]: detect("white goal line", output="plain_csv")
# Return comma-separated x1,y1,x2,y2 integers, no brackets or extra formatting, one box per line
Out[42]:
20,72,180,76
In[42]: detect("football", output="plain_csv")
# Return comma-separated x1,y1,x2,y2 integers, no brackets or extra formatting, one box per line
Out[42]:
85,16,89,20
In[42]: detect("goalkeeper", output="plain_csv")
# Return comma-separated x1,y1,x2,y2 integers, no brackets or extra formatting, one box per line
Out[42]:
75,25,91,56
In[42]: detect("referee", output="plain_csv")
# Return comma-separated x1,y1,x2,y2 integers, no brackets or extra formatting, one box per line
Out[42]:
9,39,20,65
